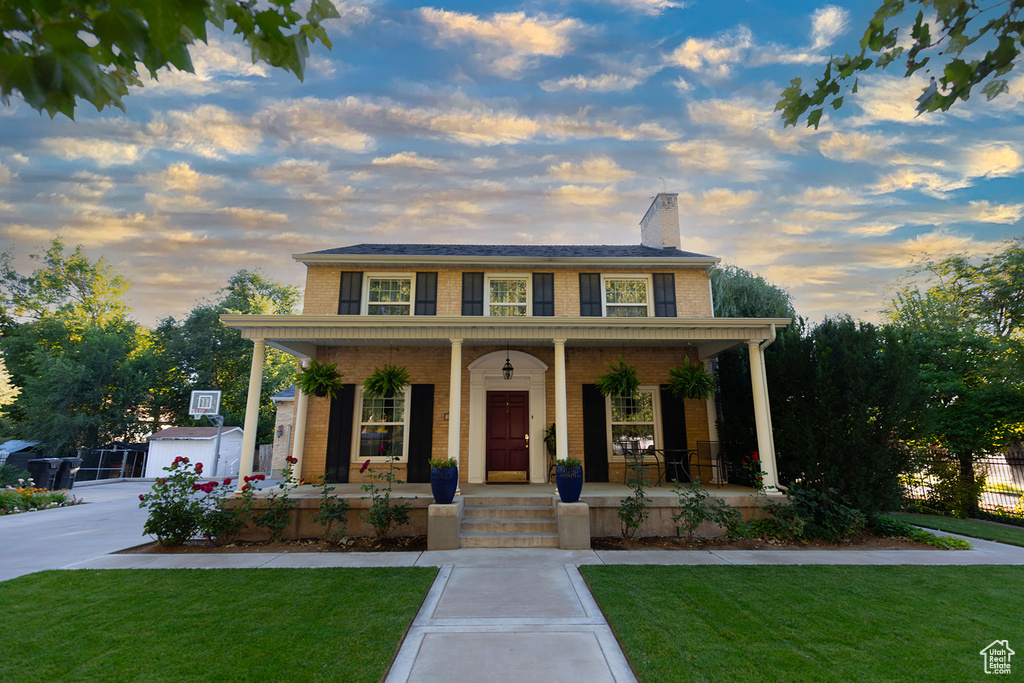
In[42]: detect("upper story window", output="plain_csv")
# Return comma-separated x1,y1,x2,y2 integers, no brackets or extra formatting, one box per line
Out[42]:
365,275,412,316
487,276,529,316
603,276,651,317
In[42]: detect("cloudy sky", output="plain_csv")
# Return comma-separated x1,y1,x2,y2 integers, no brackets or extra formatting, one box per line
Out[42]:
1,0,1021,325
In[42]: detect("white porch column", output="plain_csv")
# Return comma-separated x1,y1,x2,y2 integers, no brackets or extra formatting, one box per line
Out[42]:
747,341,779,491
288,359,310,484
447,339,463,462
704,360,720,443
237,338,266,489
553,339,568,460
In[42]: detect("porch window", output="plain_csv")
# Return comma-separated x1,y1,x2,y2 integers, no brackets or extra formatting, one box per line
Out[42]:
487,276,529,316
603,277,651,317
357,389,409,460
607,388,658,457
365,276,412,316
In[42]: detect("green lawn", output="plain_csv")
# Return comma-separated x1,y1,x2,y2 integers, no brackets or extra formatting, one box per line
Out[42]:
0,567,437,683
896,513,1024,547
582,565,1024,682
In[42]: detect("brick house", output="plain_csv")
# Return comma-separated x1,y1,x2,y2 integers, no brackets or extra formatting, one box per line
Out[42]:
222,194,789,490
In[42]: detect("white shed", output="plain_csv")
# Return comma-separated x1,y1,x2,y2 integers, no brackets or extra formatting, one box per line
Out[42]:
145,427,244,478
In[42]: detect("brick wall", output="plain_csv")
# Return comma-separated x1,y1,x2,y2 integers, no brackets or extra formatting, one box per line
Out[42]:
270,399,294,476
297,343,711,483
301,264,713,318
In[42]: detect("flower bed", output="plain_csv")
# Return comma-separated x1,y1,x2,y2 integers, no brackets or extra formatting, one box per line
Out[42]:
1,481,80,515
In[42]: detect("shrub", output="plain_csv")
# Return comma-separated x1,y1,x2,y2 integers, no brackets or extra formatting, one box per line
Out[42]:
762,486,865,542
139,456,240,545
247,456,299,541
671,479,744,539
310,476,351,544
869,514,973,550
0,464,32,488
618,453,651,539
360,451,411,539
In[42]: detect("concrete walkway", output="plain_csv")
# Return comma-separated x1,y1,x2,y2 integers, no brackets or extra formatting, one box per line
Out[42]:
6,482,1024,683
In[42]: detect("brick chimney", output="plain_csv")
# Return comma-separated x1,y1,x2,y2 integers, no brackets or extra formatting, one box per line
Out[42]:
639,193,680,250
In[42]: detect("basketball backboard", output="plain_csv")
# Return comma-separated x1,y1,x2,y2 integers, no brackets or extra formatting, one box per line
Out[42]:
189,390,221,417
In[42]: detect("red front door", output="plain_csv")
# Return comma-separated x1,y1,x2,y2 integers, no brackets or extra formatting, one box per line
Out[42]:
486,391,530,477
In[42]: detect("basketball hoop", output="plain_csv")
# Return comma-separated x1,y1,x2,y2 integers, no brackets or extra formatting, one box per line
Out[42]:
189,390,221,418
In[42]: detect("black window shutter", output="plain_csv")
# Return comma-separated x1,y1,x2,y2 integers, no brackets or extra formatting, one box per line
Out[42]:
582,384,609,482
406,384,435,483
579,273,601,316
653,273,677,317
338,272,362,315
462,272,484,316
659,386,689,483
415,272,438,316
533,273,554,316
325,384,356,482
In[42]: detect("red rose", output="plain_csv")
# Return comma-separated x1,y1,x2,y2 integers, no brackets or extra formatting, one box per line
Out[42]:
244,475,251,483
192,483,201,491
256,474,265,481
223,478,231,486
195,463,203,473
156,478,165,486
286,455,297,464
138,494,145,501
360,459,370,473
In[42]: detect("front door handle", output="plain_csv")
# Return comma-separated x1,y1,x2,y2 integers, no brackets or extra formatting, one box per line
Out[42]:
524,433,529,447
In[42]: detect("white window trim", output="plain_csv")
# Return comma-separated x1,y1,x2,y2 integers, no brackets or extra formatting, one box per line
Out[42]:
600,273,653,318
362,272,416,316
604,385,662,462
484,273,532,317
351,385,411,462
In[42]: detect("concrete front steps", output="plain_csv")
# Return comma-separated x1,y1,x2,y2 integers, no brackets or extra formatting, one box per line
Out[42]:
459,495,559,548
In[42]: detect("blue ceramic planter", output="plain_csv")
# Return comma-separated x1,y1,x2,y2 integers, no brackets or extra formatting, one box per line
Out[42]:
430,466,459,504
555,465,583,503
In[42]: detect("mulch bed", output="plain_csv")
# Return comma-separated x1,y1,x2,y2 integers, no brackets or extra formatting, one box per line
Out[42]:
590,535,932,551
118,536,429,554
119,534,933,553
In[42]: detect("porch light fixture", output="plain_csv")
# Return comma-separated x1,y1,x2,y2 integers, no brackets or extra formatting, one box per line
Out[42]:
502,343,514,381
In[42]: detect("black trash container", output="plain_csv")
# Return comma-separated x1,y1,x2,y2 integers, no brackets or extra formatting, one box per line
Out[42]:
54,457,82,490
26,458,60,490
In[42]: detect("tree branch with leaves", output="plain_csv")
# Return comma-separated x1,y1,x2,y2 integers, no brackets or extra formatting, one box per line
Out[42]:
777,0,1023,128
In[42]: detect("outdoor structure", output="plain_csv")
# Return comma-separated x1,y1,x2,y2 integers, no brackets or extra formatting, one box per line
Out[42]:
145,427,244,478
222,194,789,493
270,386,296,478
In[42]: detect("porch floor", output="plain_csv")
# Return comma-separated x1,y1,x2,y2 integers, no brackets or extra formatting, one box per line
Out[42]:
285,481,759,501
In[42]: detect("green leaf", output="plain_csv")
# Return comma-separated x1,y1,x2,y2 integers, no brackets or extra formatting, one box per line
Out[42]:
831,96,844,110
93,8,152,62
807,108,823,129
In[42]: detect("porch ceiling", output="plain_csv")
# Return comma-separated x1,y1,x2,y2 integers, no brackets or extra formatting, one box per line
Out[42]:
221,314,790,360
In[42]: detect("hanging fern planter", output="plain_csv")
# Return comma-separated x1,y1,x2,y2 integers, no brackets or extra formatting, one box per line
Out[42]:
595,356,640,397
668,358,716,400
294,358,345,399
363,364,411,398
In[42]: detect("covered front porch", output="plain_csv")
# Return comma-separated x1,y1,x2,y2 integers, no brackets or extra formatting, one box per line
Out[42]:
221,315,790,496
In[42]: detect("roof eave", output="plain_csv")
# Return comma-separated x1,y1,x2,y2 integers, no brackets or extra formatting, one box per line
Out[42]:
292,253,720,268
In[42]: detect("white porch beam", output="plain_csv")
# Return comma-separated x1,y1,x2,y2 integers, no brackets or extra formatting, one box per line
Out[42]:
747,340,779,491
447,339,463,462
288,359,309,483
237,338,266,489
553,339,568,461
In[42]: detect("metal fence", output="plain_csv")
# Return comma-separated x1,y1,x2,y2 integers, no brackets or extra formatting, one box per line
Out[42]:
76,448,148,482
902,453,1024,514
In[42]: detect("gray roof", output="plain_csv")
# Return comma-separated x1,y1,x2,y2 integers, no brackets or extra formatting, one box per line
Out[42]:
0,440,41,454
272,386,296,401
304,244,714,259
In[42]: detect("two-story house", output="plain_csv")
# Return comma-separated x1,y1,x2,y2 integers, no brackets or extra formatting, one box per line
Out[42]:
222,194,789,492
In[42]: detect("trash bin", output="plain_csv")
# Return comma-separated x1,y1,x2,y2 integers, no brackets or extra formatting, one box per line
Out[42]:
54,457,82,490
26,458,60,490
